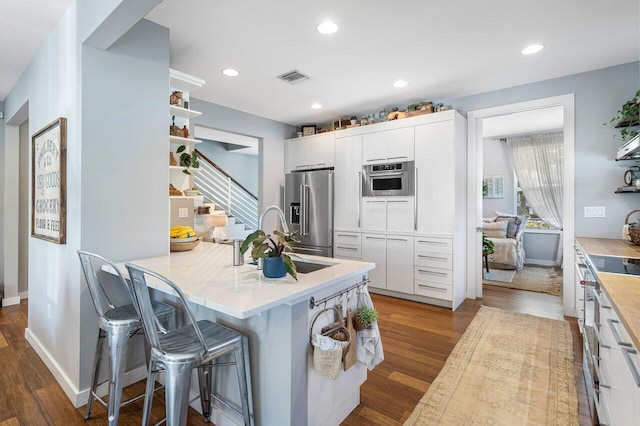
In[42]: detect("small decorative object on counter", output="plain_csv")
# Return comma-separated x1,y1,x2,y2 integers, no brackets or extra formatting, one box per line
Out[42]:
353,305,378,331
169,225,200,252
233,239,244,266
240,229,300,279
169,90,183,106
624,210,640,244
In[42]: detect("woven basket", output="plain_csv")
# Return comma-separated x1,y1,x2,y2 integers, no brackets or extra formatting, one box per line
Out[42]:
310,306,351,356
625,210,640,244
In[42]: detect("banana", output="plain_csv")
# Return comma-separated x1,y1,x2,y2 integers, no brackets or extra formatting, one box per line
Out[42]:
170,226,195,238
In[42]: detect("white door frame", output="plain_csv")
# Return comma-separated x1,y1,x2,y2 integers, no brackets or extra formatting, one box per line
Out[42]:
466,94,576,316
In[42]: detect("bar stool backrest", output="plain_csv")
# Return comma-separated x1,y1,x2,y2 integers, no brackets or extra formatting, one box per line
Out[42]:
125,263,208,357
78,250,131,318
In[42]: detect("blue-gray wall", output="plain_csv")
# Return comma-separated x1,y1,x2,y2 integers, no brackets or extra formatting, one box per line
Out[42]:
197,139,258,196
483,137,515,217
443,62,640,239
0,100,4,294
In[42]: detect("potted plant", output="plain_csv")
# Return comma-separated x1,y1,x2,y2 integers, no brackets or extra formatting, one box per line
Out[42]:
606,90,640,143
240,229,300,279
353,305,378,331
482,234,494,255
176,145,200,175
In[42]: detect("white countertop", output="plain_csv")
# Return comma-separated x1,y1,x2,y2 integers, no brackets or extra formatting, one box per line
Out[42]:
113,242,374,319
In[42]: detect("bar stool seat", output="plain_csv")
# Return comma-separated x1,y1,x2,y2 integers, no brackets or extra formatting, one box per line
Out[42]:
125,263,254,426
78,251,178,426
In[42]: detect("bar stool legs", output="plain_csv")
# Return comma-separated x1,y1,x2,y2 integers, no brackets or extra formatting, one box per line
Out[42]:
164,362,193,426
85,328,106,420
197,364,214,422
235,336,253,426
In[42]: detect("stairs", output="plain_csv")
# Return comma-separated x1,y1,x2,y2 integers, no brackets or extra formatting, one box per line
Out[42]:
195,202,254,242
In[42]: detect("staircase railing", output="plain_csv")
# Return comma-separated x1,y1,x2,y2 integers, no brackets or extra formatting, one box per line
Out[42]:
194,150,259,230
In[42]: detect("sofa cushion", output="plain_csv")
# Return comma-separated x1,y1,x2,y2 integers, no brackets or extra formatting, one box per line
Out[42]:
483,220,508,238
495,216,518,238
494,210,530,236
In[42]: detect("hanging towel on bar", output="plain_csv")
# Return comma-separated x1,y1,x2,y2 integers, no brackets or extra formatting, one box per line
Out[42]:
355,288,384,370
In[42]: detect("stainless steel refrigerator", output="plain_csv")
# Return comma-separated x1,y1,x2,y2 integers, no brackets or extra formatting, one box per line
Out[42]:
284,169,333,257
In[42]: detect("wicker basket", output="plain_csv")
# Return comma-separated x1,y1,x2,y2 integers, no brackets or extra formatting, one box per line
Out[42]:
625,210,640,244
309,306,351,356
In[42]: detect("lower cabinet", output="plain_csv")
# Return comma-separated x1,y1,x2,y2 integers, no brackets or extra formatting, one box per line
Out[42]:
361,233,413,294
334,231,362,260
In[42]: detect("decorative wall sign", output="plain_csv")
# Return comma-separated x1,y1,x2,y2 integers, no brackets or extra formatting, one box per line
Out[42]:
32,117,67,244
483,175,504,199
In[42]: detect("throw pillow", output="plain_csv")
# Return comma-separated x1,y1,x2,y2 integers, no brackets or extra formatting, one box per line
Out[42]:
483,221,508,238
494,210,530,235
495,216,519,238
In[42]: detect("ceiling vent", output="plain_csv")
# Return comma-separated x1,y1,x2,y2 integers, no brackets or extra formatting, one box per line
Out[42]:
277,70,310,85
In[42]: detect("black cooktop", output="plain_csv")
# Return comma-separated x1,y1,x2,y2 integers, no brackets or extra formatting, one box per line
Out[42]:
587,254,640,276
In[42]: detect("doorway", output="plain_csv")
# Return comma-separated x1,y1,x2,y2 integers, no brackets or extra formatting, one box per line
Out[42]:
466,94,575,316
18,120,29,299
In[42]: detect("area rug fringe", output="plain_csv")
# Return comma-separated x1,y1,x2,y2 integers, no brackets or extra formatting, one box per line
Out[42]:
404,306,578,425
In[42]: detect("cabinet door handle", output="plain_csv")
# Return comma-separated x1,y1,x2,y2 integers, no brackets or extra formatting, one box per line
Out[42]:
387,200,409,203
591,354,610,389
365,236,385,240
366,158,386,162
593,290,611,309
414,168,418,231
418,240,448,245
364,200,386,203
417,284,446,291
358,171,362,228
337,246,358,251
387,238,408,242
337,234,358,238
606,318,633,347
621,347,640,388
418,255,447,261
387,156,408,160
417,269,448,276
594,323,610,349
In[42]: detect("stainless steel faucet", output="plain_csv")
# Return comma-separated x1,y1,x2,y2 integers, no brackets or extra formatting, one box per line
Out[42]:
257,205,290,270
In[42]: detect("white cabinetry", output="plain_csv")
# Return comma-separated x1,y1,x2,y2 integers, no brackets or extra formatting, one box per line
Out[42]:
361,233,413,294
334,135,362,230
362,127,414,164
361,196,414,233
334,231,362,260
284,133,336,172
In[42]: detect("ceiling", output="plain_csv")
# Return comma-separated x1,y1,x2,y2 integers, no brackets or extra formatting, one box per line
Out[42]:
146,0,639,126
1,1,637,127
0,0,74,101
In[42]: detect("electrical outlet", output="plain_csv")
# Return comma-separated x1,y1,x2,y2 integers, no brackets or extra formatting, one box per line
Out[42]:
179,208,188,218
584,206,606,218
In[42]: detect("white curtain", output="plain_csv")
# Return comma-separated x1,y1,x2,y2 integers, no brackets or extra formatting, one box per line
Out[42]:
506,132,564,230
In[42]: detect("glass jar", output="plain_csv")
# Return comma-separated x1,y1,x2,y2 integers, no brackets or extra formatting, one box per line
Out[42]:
360,116,368,126
368,113,376,124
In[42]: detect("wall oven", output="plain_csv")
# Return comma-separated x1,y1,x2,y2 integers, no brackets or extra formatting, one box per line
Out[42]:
362,161,415,196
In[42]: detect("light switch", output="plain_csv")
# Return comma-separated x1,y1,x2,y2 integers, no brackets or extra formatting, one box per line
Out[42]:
584,206,606,218
178,208,189,218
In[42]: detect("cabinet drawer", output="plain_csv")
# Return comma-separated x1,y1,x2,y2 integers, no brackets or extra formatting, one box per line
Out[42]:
334,244,362,259
335,232,361,246
415,252,452,269
415,280,452,300
415,237,452,254
414,266,452,285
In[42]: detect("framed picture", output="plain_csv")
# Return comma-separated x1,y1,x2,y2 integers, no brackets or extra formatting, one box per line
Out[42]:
483,175,504,199
32,117,67,244
301,125,316,136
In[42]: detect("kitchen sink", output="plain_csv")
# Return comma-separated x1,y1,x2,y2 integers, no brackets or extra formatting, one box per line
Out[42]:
292,259,336,274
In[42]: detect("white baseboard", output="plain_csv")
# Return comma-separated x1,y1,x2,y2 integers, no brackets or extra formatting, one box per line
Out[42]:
25,327,148,408
525,259,559,267
19,291,28,300
2,296,20,307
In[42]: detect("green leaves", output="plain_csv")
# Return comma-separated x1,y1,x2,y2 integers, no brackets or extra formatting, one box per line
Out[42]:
240,230,265,254
282,254,298,281
177,145,200,175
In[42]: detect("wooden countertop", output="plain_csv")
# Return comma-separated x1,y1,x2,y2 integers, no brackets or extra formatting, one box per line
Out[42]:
576,237,640,349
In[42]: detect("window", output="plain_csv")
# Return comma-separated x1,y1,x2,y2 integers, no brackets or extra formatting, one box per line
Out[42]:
516,188,551,229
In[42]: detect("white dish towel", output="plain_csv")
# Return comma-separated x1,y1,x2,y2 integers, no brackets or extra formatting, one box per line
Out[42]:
355,287,384,370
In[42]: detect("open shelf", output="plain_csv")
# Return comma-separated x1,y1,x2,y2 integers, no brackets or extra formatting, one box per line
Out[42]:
169,165,199,173
170,68,205,92
170,135,201,146
170,105,202,119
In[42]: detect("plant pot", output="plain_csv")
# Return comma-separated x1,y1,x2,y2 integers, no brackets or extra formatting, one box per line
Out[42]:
353,315,372,331
263,257,287,278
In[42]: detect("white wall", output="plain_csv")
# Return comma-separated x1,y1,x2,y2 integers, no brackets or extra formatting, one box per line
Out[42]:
524,230,561,265
190,99,296,232
482,137,514,217
0,100,4,297
197,139,259,196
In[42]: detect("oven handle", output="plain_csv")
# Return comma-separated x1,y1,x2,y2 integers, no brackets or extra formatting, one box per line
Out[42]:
371,172,403,177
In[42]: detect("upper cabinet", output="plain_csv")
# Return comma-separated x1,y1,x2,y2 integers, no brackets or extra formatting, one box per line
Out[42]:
284,133,336,172
362,127,414,164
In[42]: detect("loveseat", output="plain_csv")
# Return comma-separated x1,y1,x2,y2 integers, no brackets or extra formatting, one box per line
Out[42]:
483,212,529,270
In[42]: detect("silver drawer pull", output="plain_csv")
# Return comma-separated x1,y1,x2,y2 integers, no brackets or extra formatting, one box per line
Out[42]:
417,269,448,276
594,323,610,349
417,284,446,291
418,240,447,245
364,200,386,203
418,255,447,261
387,238,408,242
365,236,385,240
593,290,611,309
337,234,358,238
366,158,386,162
621,348,640,388
607,318,633,347
336,246,358,251
387,156,408,160
591,354,610,389
387,200,409,203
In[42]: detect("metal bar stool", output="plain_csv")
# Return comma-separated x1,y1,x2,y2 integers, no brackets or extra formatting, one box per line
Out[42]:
125,263,254,426
78,251,178,425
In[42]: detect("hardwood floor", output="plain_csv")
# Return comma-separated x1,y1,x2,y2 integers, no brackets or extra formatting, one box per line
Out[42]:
0,288,589,425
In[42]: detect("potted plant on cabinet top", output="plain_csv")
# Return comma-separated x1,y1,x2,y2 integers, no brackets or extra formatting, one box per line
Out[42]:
353,305,378,331
240,229,300,279
176,145,199,175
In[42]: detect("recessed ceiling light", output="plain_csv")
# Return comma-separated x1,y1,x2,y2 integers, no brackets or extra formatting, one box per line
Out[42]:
393,80,408,88
221,68,239,77
521,44,544,55
316,21,338,35
310,103,323,109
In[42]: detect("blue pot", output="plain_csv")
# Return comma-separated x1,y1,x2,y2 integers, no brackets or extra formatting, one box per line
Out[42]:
263,257,287,278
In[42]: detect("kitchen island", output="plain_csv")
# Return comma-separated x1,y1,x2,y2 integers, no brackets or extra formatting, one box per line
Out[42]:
113,242,376,426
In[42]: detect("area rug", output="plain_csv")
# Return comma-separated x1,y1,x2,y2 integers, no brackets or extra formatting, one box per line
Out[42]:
404,306,578,426
484,266,562,296
482,268,516,283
